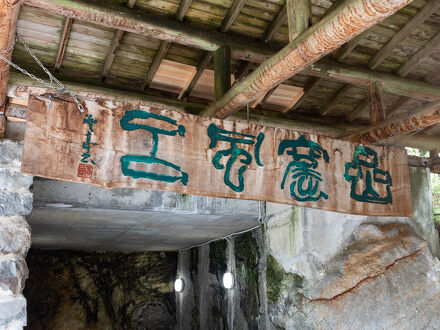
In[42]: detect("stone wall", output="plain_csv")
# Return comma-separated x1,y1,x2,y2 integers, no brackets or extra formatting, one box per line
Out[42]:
24,249,177,330
0,139,32,329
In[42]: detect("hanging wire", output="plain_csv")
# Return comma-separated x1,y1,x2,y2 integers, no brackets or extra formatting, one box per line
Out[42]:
0,33,84,113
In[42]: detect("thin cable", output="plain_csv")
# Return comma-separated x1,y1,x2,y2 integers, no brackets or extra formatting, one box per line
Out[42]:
180,223,261,251
0,34,84,113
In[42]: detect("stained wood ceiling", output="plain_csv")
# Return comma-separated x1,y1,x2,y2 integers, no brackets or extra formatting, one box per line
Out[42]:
9,0,440,148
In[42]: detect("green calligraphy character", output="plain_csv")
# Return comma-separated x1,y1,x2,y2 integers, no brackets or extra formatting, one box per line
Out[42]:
344,146,392,204
207,123,264,192
278,135,329,202
120,110,188,185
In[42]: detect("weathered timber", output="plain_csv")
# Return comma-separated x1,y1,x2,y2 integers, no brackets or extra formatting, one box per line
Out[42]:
220,0,246,33
22,95,412,216
290,77,322,112
181,52,213,99
420,124,438,135
286,0,310,41
425,67,440,84
235,61,253,82
346,98,368,122
368,0,440,70
386,96,412,118
5,102,26,122
141,41,171,90
54,17,72,71
214,45,231,100
0,0,20,106
100,0,136,81
337,30,369,61
397,31,440,77
320,84,354,117
202,0,412,119
348,100,440,144
176,0,193,22
367,81,385,125
8,71,440,151
307,59,440,102
23,0,273,63
259,86,277,107
262,3,287,43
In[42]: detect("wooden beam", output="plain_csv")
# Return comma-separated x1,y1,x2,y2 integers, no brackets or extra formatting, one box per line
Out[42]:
234,61,253,82
23,0,273,63
425,67,440,84
346,98,368,122
367,81,385,125
337,30,368,61
202,0,412,119
0,0,20,107
220,0,246,33
320,84,354,116
263,3,287,43
259,86,277,107
180,51,213,99
348,100,440,145
307,59,440,102
54,17,72,71
176,0,193,22
100,0,136,81
386,96,412,118
397,32,440,77
214,45,231,100
286,0,310,41
369,0,440,70
289,77,321,112
141,40,171,90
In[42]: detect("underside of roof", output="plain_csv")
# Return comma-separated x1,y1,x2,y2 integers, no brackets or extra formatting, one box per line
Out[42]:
7,0,440,149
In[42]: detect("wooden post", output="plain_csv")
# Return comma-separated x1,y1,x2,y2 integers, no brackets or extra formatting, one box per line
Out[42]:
214,45,231,100
367,81,385,125
0,0,20,107
286,0,310,41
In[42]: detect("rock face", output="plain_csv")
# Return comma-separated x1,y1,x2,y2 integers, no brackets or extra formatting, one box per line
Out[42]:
265,168,440,329
0,139,32,329
268,222,440,329
24,250,177,330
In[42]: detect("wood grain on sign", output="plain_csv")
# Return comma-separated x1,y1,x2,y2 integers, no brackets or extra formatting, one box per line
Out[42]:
22,95,413,216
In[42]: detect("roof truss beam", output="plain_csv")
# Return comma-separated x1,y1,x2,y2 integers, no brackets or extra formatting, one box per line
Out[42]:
202,0,413,119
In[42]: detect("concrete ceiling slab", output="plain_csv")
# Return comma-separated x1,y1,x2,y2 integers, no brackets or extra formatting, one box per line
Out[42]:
28,179,261,251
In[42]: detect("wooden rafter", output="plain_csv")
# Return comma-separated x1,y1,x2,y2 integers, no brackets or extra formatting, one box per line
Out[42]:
141,40,171,90
262,3,287,43
176,0,193,22
307,59,440,102
368,0,440,70
180,52,213,99
397,31,440,77
346,99,368,122
202,0,413,119
348,100,440,145
53,17,72,71
320,84,354,117
289,77,322,112
386,96,412,118
142,0,193,91
337,30,368,61
23,0,273,63
220,0,246,33
100,0,136,81
234,61,253,82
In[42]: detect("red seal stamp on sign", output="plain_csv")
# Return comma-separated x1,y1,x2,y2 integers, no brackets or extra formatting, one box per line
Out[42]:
77,163,94,178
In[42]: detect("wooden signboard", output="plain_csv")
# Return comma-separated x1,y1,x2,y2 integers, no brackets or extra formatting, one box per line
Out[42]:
22,95,413,216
